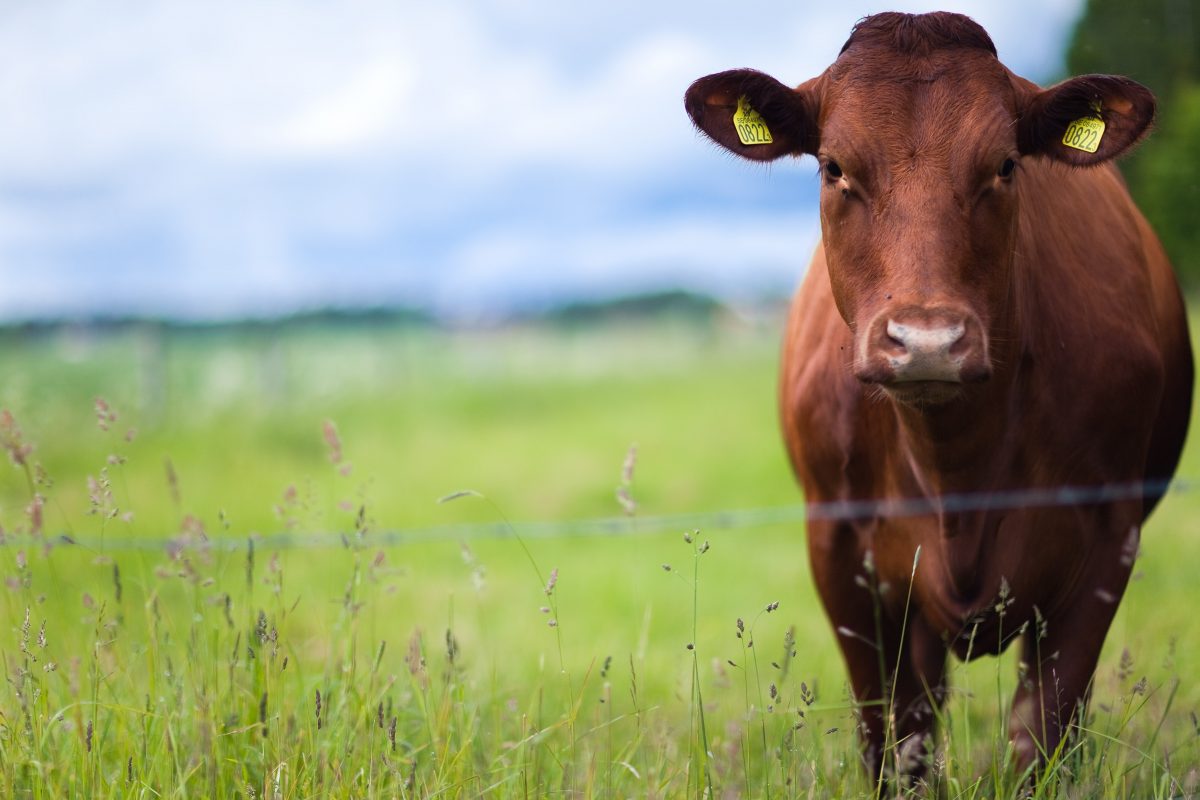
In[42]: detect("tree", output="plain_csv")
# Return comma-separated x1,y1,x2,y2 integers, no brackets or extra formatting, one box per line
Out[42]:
1067,0,1200,285
1135,84,1200,280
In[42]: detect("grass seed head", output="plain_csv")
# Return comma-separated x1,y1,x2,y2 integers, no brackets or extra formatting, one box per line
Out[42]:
94,397,116,431
322,419,343,465
0,409,33,467
621,443,637,484
26,495,43,536
1118,647,1135,682
616,485,636,516
164,457,181,507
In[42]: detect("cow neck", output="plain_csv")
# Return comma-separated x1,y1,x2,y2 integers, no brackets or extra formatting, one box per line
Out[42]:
888,323,1022,601
890,381,1011,497
889,389,1009,601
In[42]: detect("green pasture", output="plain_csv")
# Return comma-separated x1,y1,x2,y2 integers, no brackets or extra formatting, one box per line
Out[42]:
1,314,1198,798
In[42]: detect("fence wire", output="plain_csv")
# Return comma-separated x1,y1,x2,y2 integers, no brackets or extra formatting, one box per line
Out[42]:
3,477,1192,553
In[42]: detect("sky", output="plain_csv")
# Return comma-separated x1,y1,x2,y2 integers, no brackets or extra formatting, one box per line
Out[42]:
0,0,1084,322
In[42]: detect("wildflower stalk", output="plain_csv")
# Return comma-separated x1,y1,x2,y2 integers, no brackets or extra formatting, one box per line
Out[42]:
685,533,714,798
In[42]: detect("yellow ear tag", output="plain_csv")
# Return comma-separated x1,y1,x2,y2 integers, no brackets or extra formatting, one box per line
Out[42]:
733,95,773,146
1062,103,1105,153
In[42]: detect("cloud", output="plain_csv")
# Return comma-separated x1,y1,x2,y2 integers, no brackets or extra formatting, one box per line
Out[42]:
0,0,1085,320
440,212,821,318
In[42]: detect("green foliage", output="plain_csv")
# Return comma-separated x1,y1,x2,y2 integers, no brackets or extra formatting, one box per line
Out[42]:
1136,83,1200,278
1067,0,1200,95
1067,0,1200,285
533,290,727,328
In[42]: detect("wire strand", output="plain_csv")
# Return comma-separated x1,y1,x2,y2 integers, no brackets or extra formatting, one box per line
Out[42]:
4,477,1190,553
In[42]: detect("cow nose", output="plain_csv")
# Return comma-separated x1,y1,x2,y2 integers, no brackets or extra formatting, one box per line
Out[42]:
857,307,990,385
885,319,964,379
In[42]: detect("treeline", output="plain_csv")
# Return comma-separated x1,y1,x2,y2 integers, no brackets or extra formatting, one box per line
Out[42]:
0,306,435,340
1068,0,1200,286
0,290,734,338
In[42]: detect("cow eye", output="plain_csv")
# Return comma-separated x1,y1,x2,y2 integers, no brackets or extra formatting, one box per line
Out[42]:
997,158,1016,179
824,160,844,180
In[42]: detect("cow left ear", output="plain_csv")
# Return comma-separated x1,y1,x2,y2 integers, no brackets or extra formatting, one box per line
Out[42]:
1018,74,1155,166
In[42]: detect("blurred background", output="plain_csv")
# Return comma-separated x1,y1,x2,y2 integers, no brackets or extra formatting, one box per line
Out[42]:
1,0,1122,325
5,0,1197,323
0,0,1196,536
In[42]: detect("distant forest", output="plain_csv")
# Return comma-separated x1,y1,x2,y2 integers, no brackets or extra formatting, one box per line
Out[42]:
0,289,734,336
1068,0,1200,285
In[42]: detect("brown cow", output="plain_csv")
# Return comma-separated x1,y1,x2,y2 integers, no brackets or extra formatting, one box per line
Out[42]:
686,11,1192,780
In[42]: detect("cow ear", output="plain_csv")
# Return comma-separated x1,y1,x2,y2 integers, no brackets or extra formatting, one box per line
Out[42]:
1018,75,1155,166
685,69,818,161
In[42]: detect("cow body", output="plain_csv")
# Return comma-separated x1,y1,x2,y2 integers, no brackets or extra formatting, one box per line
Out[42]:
687,12,1192,778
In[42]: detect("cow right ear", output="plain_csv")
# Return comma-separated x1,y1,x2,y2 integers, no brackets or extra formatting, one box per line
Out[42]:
685,69,819,161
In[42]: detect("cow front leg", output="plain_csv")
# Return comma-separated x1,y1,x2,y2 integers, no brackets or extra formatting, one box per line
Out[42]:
809,525,946,781
1008,583,1125,773
829,594,892,778
888,613,948,779
831,585,947,782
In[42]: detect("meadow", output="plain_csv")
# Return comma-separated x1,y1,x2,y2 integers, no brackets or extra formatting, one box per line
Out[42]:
1,312,1198,798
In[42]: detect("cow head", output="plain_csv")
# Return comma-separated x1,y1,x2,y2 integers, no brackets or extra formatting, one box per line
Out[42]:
686,12,1154,406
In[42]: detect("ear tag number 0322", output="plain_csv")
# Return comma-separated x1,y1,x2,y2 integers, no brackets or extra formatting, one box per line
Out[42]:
733,96,773,146
1062,103,1105,154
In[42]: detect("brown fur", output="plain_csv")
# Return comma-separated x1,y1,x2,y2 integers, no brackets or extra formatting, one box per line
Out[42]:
686,11,1192,780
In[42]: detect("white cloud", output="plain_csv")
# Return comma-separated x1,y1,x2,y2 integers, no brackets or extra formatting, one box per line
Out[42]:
0,0,1087,320
275,57,416,157
441,212,821,314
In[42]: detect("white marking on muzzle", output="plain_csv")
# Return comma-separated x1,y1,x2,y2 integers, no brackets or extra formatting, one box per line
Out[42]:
886,320,965,382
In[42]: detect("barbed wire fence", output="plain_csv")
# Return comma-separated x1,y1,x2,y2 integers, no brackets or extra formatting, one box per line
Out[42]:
3,476,1192,554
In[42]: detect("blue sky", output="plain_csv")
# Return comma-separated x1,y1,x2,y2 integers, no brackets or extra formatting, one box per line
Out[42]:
0,0,1083,322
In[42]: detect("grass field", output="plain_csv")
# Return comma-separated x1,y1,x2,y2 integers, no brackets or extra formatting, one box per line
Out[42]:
1,313,1199,798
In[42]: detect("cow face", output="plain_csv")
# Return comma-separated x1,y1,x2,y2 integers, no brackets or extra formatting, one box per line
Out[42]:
686,13,1154,406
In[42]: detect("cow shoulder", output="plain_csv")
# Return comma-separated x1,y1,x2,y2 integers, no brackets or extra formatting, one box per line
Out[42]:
1016,161,1169,472
780,244,884,501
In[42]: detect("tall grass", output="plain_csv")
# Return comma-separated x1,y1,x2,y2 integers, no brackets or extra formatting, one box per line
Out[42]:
1,320,1199,797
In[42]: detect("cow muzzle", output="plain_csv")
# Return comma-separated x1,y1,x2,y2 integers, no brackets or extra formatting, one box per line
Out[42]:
855,306,991,395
